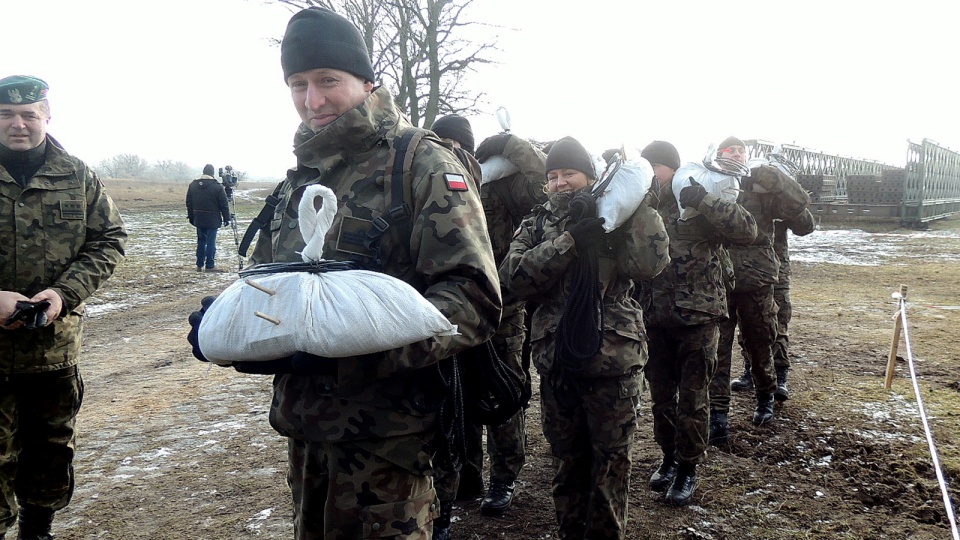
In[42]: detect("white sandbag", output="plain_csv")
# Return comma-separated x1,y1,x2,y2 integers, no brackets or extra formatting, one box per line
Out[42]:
479,155,520,185
592,158,654,233
673,162,741,221
198,184,458,365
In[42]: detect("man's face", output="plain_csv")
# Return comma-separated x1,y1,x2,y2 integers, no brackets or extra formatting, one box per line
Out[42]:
288,68,374,132
719,145,747,164
652,163,676,187
0,101,48,151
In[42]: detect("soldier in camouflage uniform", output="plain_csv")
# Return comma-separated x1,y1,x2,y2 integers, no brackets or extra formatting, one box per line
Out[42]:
468,132,546,515
731,210,815,399
243,9,501,540
635,141,757,507
0,75,127,540
708,137,810,438
500,137,669,540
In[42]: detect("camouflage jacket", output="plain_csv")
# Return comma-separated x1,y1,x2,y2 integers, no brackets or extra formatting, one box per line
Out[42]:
775,207,816,286
0,136,127,373
728,165,811,291
500,188,669,376
250,86,501,442
480,135,547,265
638,183,758,328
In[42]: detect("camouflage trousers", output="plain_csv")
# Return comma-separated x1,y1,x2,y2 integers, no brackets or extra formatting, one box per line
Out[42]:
711,285,778,414
645,324,718,465
540,372,641,540
739,283,792,371
0,366,83,535
287,433,440,540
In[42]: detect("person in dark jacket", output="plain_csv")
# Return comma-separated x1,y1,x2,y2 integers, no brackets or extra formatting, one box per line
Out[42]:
185,164,230,272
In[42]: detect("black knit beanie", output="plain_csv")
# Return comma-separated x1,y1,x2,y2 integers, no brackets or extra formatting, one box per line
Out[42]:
431,114,475,153
202,164,215,176
640,140,681,171
281,7,376,83
718,136,746,149
545,136,595,180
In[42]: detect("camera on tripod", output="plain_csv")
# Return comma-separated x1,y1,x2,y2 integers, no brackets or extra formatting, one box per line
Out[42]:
218,165,239,189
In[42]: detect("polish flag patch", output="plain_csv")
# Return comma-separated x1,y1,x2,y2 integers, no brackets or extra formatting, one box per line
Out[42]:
444,173,469,191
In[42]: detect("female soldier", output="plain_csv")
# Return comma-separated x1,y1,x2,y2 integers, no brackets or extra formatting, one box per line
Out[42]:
499,136,669,540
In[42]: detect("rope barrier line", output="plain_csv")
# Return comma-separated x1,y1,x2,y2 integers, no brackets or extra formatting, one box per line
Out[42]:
888,285,959,539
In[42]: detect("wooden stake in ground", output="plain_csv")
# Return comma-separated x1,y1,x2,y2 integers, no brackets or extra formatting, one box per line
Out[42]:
884,284,908,389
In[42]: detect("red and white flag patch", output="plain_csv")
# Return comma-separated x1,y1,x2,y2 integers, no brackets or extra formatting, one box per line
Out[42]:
444,173,469,191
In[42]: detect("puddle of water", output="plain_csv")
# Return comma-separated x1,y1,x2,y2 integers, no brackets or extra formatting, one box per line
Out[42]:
790,227,960,266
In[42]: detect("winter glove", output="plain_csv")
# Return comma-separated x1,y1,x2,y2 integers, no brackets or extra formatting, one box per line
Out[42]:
567,217,606,247
223,220,230,228
475,133,513,163
569,191,597,221
188,217,194,226
187,295,217,362
679,177,708,209
233,352,339,375
4,300,50,329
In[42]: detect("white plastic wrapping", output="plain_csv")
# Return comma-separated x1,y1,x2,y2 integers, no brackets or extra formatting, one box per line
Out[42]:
197,184,458,365
479,155,520,185
673,162,741,221
593,158,655,232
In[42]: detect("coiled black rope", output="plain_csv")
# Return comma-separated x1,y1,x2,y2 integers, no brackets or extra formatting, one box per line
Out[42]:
550,193,604,411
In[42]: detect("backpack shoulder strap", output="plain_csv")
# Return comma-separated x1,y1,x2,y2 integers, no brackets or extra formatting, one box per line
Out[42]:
238,181,284,257
363,128,427,258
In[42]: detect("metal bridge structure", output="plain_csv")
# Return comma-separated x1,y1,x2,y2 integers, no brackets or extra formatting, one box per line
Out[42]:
744,138,960,226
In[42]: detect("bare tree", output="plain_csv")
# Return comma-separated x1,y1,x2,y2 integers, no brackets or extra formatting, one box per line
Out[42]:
273,0,499,127
97,154,150,179
151,159,193,181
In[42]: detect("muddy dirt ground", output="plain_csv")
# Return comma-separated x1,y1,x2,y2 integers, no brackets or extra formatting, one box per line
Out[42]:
23,179,960,539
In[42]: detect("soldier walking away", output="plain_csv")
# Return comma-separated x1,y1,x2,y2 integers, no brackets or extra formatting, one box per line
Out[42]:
0,75,127,540
500,136,669,539
635,141,757,506
189,9,501,540
730,211,815,399
185,164,230,272
708,136,810,437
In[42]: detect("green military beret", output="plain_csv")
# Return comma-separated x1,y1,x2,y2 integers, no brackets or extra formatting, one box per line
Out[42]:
0,75,49,105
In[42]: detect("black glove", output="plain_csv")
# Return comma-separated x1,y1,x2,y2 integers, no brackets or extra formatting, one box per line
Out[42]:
187,295,217,362
567,217,606,247
475,133,513,163
233,352,339,375
5,300,50,329
679,177,708,209
223,220,230,228
188,217,194,226
569,191,597,221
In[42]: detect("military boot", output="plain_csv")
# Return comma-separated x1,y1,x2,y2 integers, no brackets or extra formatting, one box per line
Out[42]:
708,411,729,447
730,360,753,391
649,453,678,492
432,502,453,540
665,463,698,507
774,368,790,401
480,481,516,516
753,393,775,426
17,505,55,540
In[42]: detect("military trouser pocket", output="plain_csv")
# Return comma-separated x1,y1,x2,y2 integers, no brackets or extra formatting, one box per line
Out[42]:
361,486,440,538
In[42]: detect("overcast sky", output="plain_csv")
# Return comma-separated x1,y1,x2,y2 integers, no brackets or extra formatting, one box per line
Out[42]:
7,0,959,179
